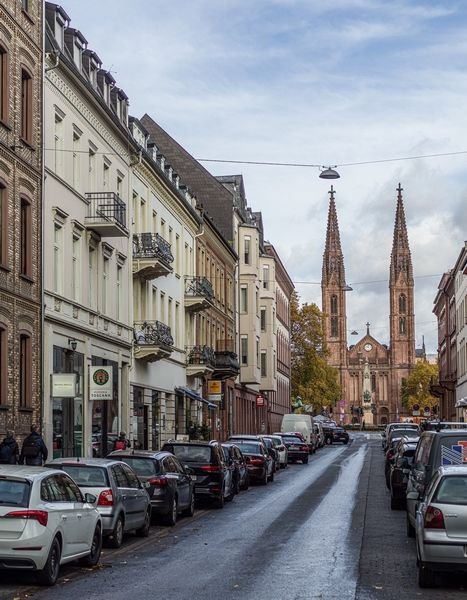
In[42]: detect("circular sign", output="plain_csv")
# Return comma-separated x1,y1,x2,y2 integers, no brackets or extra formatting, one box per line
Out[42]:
412,403,420,411
93,368,109,386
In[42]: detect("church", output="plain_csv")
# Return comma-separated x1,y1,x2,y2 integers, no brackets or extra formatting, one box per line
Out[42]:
321,184,416,425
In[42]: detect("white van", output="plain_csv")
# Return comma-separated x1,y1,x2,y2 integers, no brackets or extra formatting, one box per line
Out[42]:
280,414,316,452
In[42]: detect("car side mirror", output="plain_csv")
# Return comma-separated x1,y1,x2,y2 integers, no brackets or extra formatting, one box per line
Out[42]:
84,493,97,504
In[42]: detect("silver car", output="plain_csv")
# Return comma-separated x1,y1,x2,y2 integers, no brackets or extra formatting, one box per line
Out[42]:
412,465,467,588
46,458,151,548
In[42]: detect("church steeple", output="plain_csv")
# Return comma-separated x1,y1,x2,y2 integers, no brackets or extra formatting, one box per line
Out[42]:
322,186,348,373
389,183,415,369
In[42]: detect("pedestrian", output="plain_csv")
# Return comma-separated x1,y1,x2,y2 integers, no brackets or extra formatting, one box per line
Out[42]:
362,419,366,431
0,430,19,464
113,431,130,451
19,424,48,466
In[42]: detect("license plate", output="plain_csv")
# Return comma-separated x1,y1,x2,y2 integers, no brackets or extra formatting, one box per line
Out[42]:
191,475,197,481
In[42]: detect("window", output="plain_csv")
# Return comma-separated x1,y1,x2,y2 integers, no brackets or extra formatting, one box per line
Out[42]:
331,316,338,337
261,351,267,377
54,111,63,175
240,285,248,313
399,317,406,334
102,256,109,314
117,174,123,198
241,335,248,366
72,235,81,301
88,246,96,307
399,294,407,314
103,160,110,188
21,0,29,12
72,130,81,189
260,308,266,332
0,326,6,405
0,45,9,123
19,333,31,407
0,183,7,265
244,236,251,265
20,69,32,143
88,146,96,191
53,223,62,293
20,198,31,277
256,338,260,365
116,265,122,320
263,265,269,290
331,295,338,315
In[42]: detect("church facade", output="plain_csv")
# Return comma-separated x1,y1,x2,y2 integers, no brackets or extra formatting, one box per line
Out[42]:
321,185,416,425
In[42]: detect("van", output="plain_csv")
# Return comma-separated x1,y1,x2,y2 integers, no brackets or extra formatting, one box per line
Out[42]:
405,428,467,537
280,414,316,452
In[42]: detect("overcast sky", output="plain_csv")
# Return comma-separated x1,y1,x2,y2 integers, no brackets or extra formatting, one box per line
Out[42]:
62,0,467,353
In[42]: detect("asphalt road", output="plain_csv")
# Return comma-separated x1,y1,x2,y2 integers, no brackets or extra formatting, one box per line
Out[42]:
1,434,467,600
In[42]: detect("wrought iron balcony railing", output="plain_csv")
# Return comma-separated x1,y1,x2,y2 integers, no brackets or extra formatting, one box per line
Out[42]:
186,345,216,367
134,320,174,347
185,276,214,302
85,192,128,235
133,233,174,267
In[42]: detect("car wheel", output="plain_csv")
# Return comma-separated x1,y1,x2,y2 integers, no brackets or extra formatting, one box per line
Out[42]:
182,491,195,517
418,563,436,588
406,512,415,538
164,496,178,525
108,515,124,548
136,509,151,537
37,537,61,586
303,456,309,464
80,524,102,566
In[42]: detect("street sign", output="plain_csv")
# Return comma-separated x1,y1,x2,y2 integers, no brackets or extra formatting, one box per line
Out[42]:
208,380,222,402
256,395,264,407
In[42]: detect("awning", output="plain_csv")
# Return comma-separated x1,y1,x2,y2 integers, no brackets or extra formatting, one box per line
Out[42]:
175,386,217,410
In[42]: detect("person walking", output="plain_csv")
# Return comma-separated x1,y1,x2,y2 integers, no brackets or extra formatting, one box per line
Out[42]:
19,424,48,466
113,431,131,451
0,430,19,464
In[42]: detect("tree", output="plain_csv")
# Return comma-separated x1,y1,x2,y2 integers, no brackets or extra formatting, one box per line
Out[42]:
290,292,341,412
401,361,439,414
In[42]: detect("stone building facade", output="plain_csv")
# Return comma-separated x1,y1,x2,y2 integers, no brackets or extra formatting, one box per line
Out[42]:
321,185,416,425
0,0,43,439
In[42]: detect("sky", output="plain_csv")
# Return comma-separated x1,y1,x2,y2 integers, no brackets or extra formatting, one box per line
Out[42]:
61,0,467,353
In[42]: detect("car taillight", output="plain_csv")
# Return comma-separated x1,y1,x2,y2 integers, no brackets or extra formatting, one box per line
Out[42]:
424,505,445,529
97,489,114,506
148,476,168,487
6,510,48,527
200,465,219,473
249,458,265,466
300,445,308,451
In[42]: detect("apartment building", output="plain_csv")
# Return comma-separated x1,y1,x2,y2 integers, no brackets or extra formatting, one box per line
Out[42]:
454,243,467,420
43,3,134,457
0,0,43,439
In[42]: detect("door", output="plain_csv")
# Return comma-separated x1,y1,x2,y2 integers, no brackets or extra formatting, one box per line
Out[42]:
60,474,95,553
168,456,191,508
120,463,147,529
41,475,80,558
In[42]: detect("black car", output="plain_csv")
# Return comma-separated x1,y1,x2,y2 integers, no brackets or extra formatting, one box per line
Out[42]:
389,439,418,510
321,423,337,445
331,427,349,445
221,443,249,493
161,440,234,508
107,449,195,526
281,434,309,464
232,440,274,485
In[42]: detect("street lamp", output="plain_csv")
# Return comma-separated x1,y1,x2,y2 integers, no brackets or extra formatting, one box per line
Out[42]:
319,166,340,180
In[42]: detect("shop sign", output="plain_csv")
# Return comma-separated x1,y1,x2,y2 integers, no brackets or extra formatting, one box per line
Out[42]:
52,374,77,398
89,366,113,401
256,395,264,407
208,380,222,402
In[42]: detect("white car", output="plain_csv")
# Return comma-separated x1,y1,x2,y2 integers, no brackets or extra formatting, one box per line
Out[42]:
266,435,288,468
0,465,102,586
413,465,467,588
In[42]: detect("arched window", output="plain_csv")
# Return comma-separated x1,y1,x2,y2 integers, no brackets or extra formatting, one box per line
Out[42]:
0,180,7,265
0,324,7,405
19,332,32,408
399,317,406,334
371,373,376,392
331,316,338,337
20,67,33,143
20,196,32,277
399,293,407,314
0,44,9,123
330,295,338,315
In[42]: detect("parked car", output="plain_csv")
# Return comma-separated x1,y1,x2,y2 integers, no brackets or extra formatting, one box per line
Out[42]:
161,440,234,508
281,434,309,464
321,422,337,445
389,438,418,509
406,427,467,538
313,422,325,448
0,465,102,586
331,427,350,445
412,466,467,587
264,434,288,468
421,421,467,432
221,443,249,493
281,414,315,452
261,437,280,471
107,450,195,525
382,422,419,449
231,440,274,485
228,434,278,468
383,427,419,452
45,458,151,548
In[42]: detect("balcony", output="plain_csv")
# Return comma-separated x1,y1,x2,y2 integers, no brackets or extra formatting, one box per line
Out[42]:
133,233,174,280
85,192,129,237
134,320,174,362
186,345,216,377
184,277,214,312
213,339,240,380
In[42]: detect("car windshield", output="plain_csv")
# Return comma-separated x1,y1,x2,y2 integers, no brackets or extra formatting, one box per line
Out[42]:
118,457,160,476
433,475,467,505
390,429,418,439
234,442,262,454
170,446,212,463
282,436,302,444
59,465,109,487
0,479,30,507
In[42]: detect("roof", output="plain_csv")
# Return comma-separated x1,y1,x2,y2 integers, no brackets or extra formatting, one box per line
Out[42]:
0,465,62,478
438,465,467,475
45,457,121,466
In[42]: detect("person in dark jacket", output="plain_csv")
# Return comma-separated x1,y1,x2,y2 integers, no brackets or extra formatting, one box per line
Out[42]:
19,424,48,466
0,430,19,464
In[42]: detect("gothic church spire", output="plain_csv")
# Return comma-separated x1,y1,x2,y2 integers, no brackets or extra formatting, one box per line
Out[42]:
390,183,413,285
322,186,346,287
